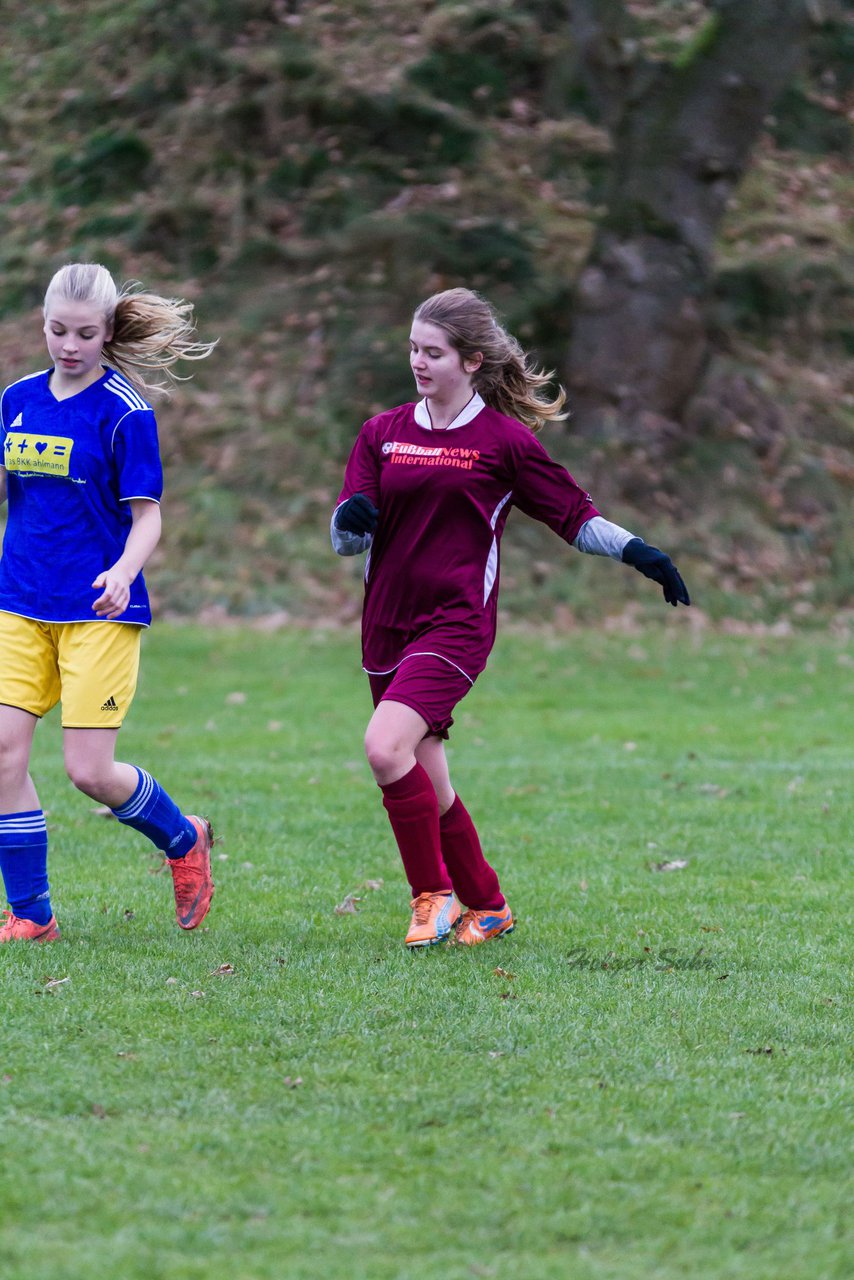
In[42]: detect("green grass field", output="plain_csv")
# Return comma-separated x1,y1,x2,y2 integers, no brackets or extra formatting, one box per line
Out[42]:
0,624,850,1280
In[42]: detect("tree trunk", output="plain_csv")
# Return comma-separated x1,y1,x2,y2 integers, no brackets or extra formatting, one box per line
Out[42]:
566,0,817,431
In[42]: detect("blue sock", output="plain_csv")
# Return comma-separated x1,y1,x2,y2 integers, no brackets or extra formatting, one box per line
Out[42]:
0,811,53,925
112,768,197,859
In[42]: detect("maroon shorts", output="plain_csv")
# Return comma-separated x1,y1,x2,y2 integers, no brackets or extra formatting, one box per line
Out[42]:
367,654,474,739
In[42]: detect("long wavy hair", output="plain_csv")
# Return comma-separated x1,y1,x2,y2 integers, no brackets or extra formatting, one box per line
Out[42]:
413,288,567,432
43,262,216,398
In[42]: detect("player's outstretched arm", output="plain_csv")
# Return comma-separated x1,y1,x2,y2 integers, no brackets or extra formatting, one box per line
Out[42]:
622,537,690,607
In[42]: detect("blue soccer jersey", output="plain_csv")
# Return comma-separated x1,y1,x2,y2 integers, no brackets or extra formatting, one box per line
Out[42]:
0,367,163,625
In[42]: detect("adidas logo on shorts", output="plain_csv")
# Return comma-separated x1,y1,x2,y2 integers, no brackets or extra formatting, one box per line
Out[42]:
101,695,119,711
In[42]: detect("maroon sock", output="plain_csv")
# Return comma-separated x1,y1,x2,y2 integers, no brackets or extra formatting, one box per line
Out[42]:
439,794,505,910
380,763,453,897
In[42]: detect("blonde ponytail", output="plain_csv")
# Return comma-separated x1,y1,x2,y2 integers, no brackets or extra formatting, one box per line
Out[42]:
107,284,217,398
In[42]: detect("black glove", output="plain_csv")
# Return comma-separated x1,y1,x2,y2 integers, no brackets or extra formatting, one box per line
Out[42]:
622,538,690,607
334,493,379,536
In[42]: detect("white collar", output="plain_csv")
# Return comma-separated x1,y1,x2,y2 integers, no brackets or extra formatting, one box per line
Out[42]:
414,391,485,431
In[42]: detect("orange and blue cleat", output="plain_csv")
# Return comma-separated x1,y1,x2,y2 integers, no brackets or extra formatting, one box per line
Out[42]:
169,816,215,930
451,904,515,946
405,891,460,949
0,910,60,943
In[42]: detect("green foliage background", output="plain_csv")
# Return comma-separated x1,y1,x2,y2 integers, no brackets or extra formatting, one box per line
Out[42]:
0,0,851,623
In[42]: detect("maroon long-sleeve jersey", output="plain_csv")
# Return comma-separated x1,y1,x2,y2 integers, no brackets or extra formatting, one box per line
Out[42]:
337,399,599,680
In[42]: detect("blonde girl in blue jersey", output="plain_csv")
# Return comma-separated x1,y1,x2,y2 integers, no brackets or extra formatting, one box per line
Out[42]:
0,262,216,942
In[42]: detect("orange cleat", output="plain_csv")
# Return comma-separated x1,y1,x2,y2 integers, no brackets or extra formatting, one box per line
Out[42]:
405,891,460,949
0,910,60,943
169,816,214,930
451,904,515,946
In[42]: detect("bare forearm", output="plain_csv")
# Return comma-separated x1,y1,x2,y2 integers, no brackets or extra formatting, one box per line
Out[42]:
117,500,162,580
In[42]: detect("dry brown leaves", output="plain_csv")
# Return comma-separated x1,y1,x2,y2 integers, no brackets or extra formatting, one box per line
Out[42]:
39,975,69,993
334,878,384,914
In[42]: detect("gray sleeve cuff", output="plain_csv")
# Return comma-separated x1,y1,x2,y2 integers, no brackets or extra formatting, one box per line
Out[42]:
572,515,636,560
331,506,373,557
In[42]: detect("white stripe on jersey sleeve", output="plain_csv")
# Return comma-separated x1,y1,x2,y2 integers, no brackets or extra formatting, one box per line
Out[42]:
108,371,150,410
483,490,513,605
106,376,150,415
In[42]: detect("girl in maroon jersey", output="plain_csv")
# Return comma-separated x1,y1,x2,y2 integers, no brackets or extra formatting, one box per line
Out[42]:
332,288,689,949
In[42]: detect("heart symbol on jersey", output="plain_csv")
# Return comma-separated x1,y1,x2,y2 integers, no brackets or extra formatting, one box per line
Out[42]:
35,442,48,454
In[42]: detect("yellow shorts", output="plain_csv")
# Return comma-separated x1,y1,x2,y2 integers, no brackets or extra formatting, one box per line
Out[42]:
0,613,141,728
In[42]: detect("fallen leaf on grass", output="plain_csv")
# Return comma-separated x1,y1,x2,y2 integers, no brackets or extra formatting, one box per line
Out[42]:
745,1045,774,1055
91,1103,107,1119
493,967,515,980
189,990,205,998
283,1076,302,1088
225,691,247,705
334,878,384,914
42,976,69,991
651,859,689,872
209,963,235,977
334,893,361,915
498,992,516,1000
165,977,178,985
91,806,115,819
717,974,730,980
700,924,722,932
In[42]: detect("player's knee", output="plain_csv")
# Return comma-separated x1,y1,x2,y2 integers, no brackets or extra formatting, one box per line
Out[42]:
364,728,403,780
0,737,31,788
64,757,110,798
